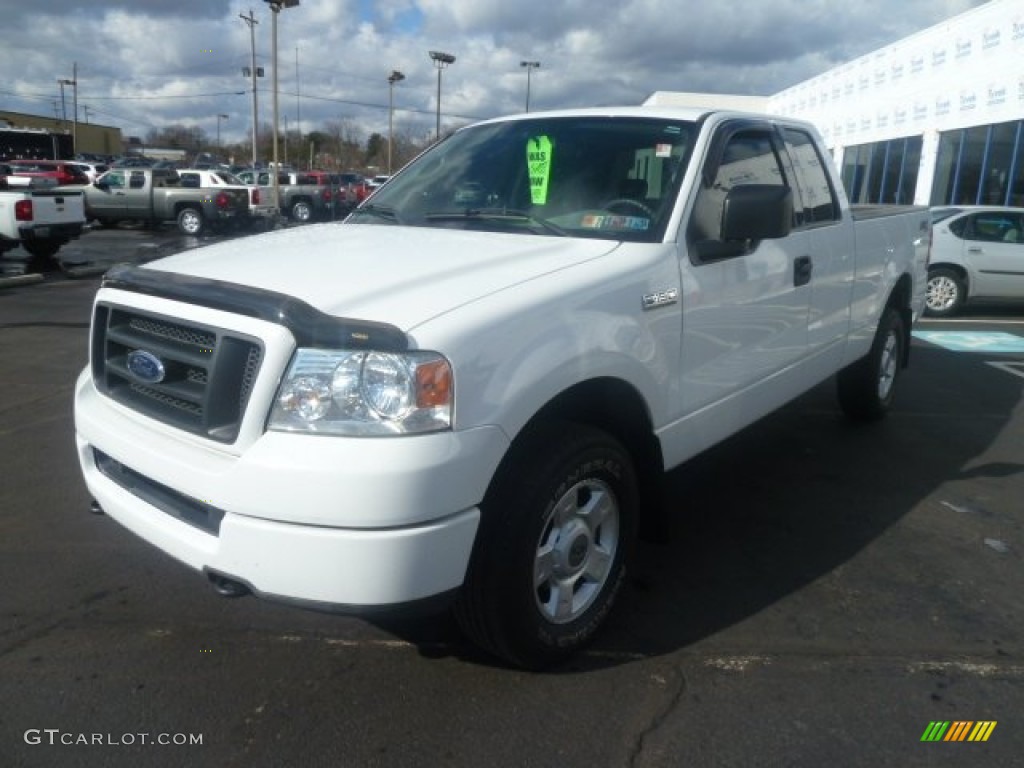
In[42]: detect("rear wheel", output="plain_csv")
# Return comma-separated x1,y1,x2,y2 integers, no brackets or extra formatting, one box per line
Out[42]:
925,267,965,317
454,422,637,669
176,207,204,236
837,306,905,421
290,200,313,223
23,239,62,272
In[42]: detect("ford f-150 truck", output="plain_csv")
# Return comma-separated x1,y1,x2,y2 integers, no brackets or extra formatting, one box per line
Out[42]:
74,106,931,669
83,168,251,236
0,164,86,269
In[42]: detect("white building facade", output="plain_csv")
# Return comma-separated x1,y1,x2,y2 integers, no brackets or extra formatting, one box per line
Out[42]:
768,0,1024,207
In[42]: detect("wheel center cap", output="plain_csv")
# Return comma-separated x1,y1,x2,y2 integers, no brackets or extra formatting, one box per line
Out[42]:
567,535,589,569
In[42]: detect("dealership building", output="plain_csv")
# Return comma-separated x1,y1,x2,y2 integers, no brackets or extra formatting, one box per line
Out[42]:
650,0,1024,208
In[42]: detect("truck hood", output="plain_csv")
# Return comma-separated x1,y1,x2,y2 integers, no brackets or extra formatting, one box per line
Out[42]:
144,223,620,330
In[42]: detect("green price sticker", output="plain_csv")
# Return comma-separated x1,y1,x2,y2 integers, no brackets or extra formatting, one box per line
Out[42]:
527,135,552,205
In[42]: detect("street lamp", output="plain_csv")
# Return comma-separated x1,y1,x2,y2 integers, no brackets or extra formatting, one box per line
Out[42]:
429,50,455,141
520,60,540,113
264,0,300,212
387,70,405,174
216,114,229,148
58,65,78,155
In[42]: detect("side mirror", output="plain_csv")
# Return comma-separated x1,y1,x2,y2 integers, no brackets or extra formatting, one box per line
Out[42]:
94,179,109,190
721,185,793,241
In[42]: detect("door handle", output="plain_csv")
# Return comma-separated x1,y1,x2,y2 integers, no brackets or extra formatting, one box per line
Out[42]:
967,247,983,254
794,255,813,287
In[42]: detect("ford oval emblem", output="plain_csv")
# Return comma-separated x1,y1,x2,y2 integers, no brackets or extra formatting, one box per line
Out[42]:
126,349,166,384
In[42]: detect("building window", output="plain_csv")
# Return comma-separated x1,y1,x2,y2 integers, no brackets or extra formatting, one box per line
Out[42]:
840,136,922,204
931,119,1024,206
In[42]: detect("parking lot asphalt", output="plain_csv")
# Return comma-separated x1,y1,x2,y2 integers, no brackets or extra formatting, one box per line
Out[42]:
0,233,1022,767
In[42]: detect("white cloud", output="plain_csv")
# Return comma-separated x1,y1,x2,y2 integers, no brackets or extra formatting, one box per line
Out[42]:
0,0,993,146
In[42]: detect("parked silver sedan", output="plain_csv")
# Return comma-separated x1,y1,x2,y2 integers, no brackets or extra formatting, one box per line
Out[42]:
926,205,1024,316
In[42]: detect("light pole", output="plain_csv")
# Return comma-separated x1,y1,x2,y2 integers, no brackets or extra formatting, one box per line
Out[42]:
429,50,455,141
520,60,540,112
216,114,229,148
239,9,260,168
264,0,300,212
58,65,77,155
387,70,405,174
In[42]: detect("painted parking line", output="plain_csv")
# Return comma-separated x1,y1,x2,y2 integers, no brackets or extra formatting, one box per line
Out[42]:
912,330,1024,353
988,361,1024,380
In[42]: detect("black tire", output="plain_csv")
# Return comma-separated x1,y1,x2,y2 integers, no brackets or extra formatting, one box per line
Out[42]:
22,239,61,260
837,306,905,422
454,422,638,669
290,200,313,223
23,239,62,273
924,267,965,317
176,207,204,236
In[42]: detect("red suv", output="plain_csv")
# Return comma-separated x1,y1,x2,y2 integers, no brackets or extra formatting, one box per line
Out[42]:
6,159,91,186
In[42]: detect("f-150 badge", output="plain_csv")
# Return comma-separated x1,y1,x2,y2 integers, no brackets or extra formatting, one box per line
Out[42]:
642,288,678,310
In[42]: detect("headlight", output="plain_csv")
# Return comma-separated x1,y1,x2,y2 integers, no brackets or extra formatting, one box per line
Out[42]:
268,348,453,436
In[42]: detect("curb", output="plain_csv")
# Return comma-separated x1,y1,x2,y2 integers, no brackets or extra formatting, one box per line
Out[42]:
0,273,45,289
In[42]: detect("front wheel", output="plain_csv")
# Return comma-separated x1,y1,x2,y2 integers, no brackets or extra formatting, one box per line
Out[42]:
454,422,637,669
837,306,905,421
176,207,204,236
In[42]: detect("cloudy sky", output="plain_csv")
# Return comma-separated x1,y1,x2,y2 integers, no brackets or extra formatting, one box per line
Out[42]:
0,0,992,147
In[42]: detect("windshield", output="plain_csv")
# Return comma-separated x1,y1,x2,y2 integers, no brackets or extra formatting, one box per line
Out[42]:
349,115,695,242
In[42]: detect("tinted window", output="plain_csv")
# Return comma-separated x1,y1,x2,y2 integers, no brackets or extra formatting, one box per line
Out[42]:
689,128,784,244
782,127,839,225
961,211,1024,242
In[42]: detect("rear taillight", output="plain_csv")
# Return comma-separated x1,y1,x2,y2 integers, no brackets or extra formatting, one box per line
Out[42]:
251,188,260,204
216,192,230,210
15,200,33,221
321,188,332,201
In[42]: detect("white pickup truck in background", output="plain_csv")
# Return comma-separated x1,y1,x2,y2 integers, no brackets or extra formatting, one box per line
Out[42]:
0,163,86,270
74,106,930,669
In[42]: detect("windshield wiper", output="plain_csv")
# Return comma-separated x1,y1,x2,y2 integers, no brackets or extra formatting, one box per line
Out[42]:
352,202,404,225
423,208,567,236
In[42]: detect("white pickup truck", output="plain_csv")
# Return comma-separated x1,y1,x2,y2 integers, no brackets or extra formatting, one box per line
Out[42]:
0,165,86,270
74,106,930,668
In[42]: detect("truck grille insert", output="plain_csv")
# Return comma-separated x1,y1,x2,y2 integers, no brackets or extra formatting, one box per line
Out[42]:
92,304,263,443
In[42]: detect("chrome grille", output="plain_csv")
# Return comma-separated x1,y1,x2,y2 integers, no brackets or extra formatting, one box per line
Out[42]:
92,304,263,443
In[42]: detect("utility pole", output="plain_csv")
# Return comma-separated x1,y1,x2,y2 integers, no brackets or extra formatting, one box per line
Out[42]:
239,9,260,167
295,46,302,167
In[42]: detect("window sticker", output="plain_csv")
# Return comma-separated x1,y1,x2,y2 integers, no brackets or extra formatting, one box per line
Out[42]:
655,143,672,158
580,214,650,231
527,135,553,205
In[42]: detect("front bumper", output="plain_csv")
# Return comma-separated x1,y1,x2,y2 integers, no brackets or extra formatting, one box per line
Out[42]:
74,369,508,609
